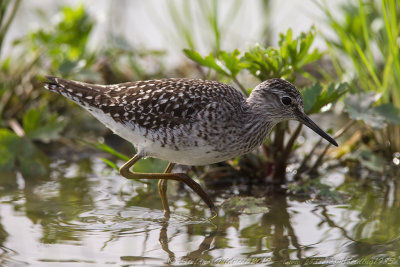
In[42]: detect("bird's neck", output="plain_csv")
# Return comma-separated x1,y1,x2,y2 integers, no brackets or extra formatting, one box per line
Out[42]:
235,99,278,154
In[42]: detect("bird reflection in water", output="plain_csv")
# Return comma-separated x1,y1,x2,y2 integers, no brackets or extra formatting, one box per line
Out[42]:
158,215,218,264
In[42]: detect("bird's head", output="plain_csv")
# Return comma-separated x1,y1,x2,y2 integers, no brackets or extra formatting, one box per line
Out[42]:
247,78,338,146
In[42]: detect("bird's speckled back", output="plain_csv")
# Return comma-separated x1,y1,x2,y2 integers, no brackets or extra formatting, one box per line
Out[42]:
45,77,258,165
46,77,245,128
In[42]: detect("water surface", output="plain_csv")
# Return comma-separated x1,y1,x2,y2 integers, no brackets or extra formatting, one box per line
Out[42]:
0,158,399,266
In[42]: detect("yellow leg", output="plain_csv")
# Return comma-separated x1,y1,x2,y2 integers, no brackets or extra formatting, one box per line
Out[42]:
119,154,217,214
158,163,175,214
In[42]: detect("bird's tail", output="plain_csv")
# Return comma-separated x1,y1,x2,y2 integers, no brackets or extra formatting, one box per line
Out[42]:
44,76,104,107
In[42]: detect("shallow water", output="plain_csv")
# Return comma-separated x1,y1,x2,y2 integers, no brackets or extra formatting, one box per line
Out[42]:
0,158,399,266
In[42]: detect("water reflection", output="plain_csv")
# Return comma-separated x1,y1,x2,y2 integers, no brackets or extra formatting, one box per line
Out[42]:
0,159,399,265
155,216,218,264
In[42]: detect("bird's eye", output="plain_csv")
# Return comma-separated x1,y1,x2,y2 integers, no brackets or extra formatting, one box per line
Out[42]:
281,96,292,105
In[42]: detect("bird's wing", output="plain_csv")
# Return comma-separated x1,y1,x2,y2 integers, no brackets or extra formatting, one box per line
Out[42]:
44,76,244,129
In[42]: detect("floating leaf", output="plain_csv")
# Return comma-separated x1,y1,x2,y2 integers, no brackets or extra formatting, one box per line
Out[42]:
221,196,269,214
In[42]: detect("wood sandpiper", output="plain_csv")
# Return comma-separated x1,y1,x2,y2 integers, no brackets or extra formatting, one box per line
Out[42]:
45,76,338,214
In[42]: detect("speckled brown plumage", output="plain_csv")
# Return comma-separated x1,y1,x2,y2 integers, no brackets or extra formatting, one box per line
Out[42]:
45,77,242,127
44,76,337,166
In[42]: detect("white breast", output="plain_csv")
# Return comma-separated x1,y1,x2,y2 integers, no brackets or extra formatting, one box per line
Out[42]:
86,106,225,166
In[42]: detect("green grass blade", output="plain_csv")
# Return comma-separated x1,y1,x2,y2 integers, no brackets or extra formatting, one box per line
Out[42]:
382,0,400,106
101,157,119,171
358,0,374,65
352,36,382,90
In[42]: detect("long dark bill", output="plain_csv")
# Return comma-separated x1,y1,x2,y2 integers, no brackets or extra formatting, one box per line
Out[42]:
298,113,338,147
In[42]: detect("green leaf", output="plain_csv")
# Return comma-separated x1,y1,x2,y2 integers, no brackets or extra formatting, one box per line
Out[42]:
242,45,289,80
183,49,228,75
303,82,348,114
91,141,130,161
100,157,152,185
242,27,321,82
372,103,400,125
278,26,322,71
219,49,244,78
84,140,166,182
1,56,11,72
23,107,68,143
345,92,382,111
17,137,49,178
0,129,21,172
183,49,206,65
343,92,398,129
346,146,386,173
0,129,50,176
23,108,40,134
101,158,119,171
28,115,67,143
20,4,94,75
132,158,167,174
58,59,80,76
302,82,323,113
302,49,322,66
